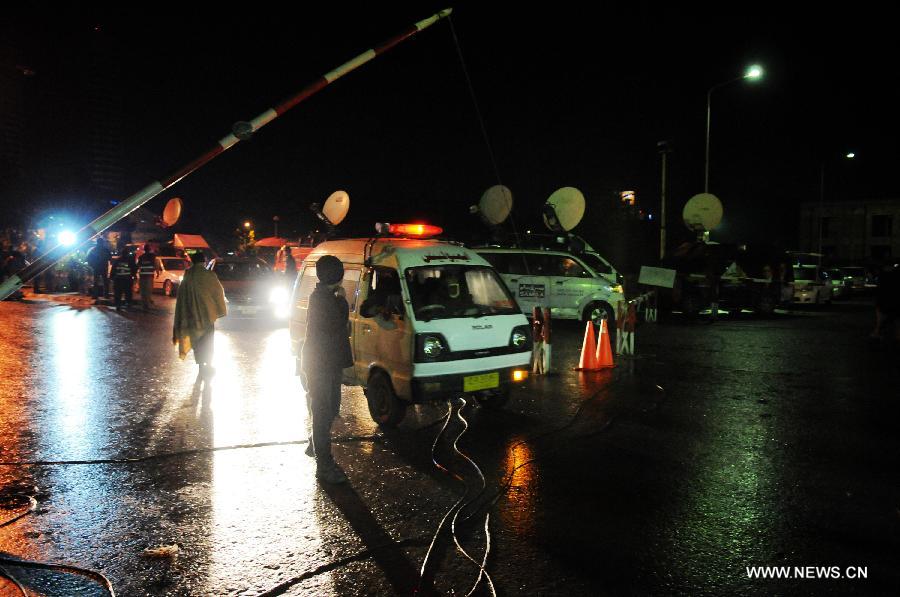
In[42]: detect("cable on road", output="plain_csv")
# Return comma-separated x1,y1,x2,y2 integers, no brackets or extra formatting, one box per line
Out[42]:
0,494,116,596
0,409,456,467
0,497,36,529
0,435,378,467
417,399,496,597
447,399,495,597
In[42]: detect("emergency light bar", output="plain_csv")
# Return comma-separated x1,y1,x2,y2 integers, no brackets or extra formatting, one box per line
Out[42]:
375,222,443,237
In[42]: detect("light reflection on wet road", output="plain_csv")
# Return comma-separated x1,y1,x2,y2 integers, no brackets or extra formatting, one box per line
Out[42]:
1,295,898,595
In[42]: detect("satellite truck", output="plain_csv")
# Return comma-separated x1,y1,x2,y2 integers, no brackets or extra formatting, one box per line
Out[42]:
468,185,626,328
641,193,794,318
288,191,533,427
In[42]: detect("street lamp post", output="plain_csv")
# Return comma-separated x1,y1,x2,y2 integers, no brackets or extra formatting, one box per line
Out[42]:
657,140,673,260
704,64,763,193
817,152,856,265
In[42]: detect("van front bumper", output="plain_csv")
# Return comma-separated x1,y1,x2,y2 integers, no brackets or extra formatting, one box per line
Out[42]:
411,366,529,402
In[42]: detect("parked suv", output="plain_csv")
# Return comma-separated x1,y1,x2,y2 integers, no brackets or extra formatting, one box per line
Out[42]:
473,247,625,326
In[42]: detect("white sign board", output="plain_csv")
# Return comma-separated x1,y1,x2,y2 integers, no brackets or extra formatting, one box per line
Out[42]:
639,266,677,289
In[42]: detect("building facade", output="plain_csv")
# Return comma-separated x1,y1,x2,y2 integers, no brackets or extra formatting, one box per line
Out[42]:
799,199,899,264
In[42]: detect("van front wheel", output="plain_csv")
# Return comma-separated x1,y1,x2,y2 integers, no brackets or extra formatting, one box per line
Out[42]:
365,371,406,427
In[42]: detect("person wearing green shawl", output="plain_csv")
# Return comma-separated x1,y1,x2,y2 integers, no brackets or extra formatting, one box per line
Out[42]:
172,252,227,382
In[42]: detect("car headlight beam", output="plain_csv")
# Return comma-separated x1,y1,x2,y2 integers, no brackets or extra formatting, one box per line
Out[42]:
269,286,289,304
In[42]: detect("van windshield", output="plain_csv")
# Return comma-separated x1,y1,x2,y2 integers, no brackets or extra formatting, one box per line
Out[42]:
405,265,519,321
793,267,818,281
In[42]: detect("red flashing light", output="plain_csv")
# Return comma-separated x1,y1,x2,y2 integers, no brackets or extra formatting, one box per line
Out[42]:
381,223,443,237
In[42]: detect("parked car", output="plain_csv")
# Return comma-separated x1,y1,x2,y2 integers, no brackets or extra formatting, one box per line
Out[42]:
473,247,625,326
792,265,831,305
206,256,289,319
823,268,851,300
660,242,792,318
154,256,190,296
839,266,870,292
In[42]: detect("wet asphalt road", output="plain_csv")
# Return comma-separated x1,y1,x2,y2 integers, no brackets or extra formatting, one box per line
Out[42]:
0,292,898,596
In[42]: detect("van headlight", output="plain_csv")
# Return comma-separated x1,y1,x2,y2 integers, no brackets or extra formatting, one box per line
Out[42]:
415,333,449,362
509,325,532,351
269,286,289,305
610,284,624,294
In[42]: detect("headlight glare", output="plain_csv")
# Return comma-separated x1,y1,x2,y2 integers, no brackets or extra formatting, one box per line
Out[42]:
423,336,445,357
511,329,527,347
269,286,289,304
509,325,532,351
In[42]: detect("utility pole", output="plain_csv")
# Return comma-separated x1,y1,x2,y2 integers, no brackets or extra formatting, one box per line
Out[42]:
657,140,673,260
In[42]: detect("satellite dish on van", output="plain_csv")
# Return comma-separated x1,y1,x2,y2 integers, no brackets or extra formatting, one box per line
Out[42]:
471,185,513,225
311,190,350,232
161,197,182,227
682,193,723,232
543,187,585,232
322,190,350,226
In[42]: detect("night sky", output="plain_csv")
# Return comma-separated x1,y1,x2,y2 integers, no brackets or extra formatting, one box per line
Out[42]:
4,5,898,265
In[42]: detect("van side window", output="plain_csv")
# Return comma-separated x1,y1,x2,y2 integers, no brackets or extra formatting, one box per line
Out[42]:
523,254,545,275
557,257,591,278
360,267,403,318
342,268,361,312
505,254,529,275
297,265,318,304
481,253,508,272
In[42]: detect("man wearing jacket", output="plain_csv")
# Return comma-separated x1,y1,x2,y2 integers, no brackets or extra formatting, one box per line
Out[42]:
173,252,227,385
137,244,157,312
112,250,136,311
301,255,353,484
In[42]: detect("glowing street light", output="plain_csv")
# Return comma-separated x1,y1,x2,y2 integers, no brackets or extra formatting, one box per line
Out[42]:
745,64,764,80
243,221,252,229
58,230,77,246
817,151,857,263
704,64,765,193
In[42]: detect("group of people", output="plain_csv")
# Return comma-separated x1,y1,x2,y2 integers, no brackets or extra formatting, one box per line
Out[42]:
86,240,160,312
172,251,351,484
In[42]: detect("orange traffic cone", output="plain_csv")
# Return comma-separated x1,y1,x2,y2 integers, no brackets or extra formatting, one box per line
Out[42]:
575,321,599,370
594,319,615,368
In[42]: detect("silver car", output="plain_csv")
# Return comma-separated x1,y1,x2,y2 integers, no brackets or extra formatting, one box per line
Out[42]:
154,257,190,296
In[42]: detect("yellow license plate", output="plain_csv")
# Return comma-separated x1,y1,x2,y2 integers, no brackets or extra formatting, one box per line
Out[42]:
463,372,499,392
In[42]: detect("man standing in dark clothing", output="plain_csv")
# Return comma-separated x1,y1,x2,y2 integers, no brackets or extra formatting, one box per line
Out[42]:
301,255,353,484
112,250,136,310
872,264,900,345
137,244,157,311
87,238,112,302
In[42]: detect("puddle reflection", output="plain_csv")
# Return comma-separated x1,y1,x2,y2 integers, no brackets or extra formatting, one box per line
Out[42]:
205,326,322,593
500,438,537,537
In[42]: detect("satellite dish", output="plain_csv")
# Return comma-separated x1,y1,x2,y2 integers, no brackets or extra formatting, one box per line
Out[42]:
161,197,182,227
543,187,585,232
471,185,513,225
683,193,723,232
322,190,350,226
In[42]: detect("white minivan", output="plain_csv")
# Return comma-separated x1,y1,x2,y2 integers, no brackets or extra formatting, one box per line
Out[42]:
474,247,625,326
290,230,532,426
